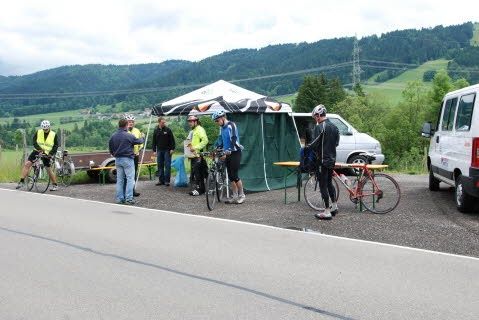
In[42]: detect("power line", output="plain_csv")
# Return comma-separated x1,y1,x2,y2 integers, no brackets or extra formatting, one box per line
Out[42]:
0,62,353,100
1,59,478,100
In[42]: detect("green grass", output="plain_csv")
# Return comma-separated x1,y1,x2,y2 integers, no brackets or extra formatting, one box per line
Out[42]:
276,93,297,107
363,59,450,105
0,150,23,182
472,22,479,46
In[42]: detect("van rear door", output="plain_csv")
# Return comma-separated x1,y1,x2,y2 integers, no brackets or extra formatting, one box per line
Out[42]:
451,93,476,174
432,97,458,182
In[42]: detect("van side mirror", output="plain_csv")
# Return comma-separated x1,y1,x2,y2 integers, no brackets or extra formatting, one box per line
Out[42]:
421,122,434,138
345,127,353,136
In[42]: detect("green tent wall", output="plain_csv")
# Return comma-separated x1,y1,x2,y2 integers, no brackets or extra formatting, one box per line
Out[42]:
226,113,300,191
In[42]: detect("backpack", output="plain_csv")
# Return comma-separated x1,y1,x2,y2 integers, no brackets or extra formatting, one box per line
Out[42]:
299,147,317,173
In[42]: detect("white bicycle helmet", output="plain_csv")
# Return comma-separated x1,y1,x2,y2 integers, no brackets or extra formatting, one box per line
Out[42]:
40,120,51,129
312,104,327,117
124,114,135,121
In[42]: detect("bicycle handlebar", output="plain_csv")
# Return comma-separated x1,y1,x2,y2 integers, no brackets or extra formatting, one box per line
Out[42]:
199,148,226,158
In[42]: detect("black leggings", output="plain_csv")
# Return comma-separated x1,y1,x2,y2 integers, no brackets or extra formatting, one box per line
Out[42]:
190,157,207,192
319,166,336,208
225,151,241,182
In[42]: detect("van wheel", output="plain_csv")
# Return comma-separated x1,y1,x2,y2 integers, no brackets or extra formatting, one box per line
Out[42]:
106,162,117,183
455,175,474,213
428,168,440,191
347,154,368,175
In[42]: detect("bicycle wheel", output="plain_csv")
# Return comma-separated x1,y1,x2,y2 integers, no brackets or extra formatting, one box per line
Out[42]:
303,174,339,211
26,169,35,191
360,173,400,214
35,164,51,193
60,160,74,186
206,171,217,211
216,168,227,202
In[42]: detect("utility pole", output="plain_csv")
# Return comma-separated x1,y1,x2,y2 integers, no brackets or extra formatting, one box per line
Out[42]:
352,36,361,87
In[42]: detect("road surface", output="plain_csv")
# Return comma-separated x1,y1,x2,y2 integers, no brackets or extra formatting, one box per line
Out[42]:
1,189,478,319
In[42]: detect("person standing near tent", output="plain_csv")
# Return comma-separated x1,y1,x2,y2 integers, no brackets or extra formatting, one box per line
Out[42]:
109,119,145,205
211,110,246,204
152,117,176,186
15,120,59,191
125,114,143,197
186,115,208,196
307,105,340,220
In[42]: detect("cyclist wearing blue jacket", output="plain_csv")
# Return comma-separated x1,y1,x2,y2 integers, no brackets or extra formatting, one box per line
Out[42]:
212,110,245,204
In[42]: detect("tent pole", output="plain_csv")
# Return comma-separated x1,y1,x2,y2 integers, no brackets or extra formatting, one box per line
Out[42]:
136,113,154,188
290,113,302,146
261,114,270,191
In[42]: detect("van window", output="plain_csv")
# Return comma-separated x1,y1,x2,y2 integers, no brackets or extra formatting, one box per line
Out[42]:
441,98,458,131
329,118,349,135
455,93,476,132
434,100,443,131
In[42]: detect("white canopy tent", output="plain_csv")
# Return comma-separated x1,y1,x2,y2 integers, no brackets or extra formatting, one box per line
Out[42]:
139,80,301,191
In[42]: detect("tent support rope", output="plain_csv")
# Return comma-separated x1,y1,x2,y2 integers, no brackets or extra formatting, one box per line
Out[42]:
261,114,270,191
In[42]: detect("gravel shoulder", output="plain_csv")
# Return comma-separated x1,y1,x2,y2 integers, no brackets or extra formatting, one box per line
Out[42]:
2,174,479,257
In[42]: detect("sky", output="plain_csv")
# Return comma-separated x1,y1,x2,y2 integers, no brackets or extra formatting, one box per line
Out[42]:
0,0,477,76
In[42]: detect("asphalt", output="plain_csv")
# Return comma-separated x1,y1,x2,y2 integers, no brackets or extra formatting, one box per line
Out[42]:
1,189,478,320
2,174,479,257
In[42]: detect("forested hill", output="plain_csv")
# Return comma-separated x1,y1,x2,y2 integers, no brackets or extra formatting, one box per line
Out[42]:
1,22,478,117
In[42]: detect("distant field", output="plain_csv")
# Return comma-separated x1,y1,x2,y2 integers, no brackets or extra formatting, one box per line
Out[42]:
276,93,297,107
472,22,479,46
1,108,153,131
362,59,450,105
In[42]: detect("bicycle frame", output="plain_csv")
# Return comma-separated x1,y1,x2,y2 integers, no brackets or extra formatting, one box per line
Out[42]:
333,165,384,208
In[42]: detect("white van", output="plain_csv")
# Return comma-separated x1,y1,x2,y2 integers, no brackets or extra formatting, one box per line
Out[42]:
421,83,479,212
292,113,385,165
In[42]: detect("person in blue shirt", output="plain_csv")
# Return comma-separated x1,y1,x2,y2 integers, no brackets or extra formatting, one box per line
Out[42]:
211,110,245,204
109,119,145,205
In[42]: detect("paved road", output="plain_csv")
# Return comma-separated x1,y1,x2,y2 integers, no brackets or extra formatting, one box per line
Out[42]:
1,189,478,319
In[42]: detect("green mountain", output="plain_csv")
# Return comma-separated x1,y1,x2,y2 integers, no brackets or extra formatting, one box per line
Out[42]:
0,22,478,117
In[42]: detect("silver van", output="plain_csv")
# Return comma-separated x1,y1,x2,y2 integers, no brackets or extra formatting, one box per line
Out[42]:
292,113,385,165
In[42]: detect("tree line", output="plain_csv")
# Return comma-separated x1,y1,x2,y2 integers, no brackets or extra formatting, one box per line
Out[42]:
1,22,477,118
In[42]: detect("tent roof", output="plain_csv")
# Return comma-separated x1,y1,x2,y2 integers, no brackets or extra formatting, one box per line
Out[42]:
162,80,264,106
152,80,292,116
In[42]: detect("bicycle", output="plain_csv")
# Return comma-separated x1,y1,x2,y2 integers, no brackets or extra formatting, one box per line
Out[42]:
304,156,401,214
201,148,229,211
54,149,75,186
26,153,52,193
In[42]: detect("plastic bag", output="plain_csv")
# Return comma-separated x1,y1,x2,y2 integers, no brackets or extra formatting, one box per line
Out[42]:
171,155,188,187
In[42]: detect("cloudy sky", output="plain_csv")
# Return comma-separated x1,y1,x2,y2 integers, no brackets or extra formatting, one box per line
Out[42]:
0,0,477,76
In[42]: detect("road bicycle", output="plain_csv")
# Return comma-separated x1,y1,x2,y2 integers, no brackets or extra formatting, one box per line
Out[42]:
304,157,401,214
54,149,75,186
26,154,52,193
201,148,229,211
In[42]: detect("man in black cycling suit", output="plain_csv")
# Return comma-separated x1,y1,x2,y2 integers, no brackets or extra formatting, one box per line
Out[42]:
307,105,340,219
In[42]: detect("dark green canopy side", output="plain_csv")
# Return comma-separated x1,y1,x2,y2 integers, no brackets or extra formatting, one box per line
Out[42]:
228,113,300,191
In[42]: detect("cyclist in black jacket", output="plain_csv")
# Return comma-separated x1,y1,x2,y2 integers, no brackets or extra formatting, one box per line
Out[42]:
307,105,340,220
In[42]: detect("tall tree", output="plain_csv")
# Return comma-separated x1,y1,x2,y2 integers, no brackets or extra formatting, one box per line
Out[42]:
295,75,328,113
